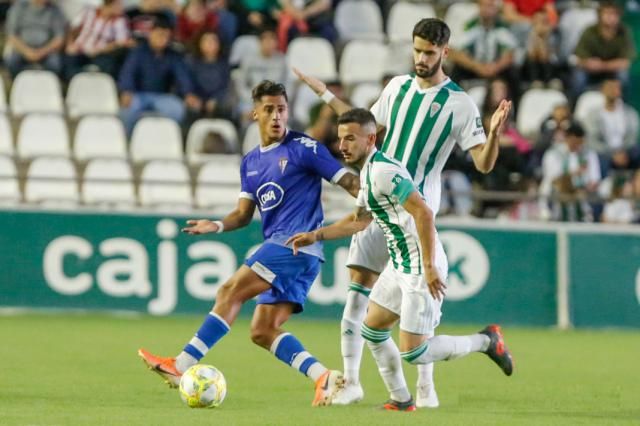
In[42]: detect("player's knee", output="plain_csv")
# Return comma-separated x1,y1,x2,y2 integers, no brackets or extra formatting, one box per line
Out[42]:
249,324,273,348
215,280,240,304
361,323,391,344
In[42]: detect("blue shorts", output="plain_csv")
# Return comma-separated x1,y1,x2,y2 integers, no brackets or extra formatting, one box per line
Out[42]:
244,243,321,313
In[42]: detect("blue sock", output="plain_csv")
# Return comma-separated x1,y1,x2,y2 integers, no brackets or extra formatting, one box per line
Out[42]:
181,312,230,362
270,333,326,381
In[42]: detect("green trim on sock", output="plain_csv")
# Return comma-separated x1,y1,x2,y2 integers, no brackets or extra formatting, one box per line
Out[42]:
401,341,429,363
361,324,391,343
348,282,371,296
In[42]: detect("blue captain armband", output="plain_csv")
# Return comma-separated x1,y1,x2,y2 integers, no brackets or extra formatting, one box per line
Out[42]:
391,175,417,204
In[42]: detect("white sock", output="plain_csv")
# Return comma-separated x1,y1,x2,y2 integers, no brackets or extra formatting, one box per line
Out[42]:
341,284,370,385
416,333,434,388
175,352,198,373
402,334,490,364
367,337,411,403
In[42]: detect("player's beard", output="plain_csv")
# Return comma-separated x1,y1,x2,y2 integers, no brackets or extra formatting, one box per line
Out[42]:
415,54,442,79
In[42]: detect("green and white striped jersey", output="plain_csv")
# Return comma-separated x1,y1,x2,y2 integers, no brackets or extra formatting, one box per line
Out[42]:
370,75,486,214
356,149,423,275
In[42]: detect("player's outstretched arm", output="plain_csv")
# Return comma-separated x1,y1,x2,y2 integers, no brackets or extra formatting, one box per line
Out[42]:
285,207,372,254
293,67,353,116
182,198,257,235
470,99,512,174
402,191,446,300
336,172,360,197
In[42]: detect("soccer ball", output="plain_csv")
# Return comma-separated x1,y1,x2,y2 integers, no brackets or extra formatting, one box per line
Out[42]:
179,364,227,408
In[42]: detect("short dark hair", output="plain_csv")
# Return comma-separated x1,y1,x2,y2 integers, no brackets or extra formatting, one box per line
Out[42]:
252,80,288,103
152,15,173,31
337,108,376,128
599,0,621,15
565,121,585,138
413,18,450,46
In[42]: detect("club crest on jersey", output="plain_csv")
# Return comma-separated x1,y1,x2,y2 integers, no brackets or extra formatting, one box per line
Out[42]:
279,157,288,174
430,102,441,117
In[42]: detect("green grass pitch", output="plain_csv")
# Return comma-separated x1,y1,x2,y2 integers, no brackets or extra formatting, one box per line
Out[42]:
1,313,639,425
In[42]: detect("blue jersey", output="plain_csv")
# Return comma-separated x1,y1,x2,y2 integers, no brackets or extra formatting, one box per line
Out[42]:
240,130,347,259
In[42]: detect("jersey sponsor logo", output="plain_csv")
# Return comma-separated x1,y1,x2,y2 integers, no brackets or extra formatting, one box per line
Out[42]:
430,102,441,118
256,182,285,211
296,137,318,154
279,157,288,174
439,231,489,301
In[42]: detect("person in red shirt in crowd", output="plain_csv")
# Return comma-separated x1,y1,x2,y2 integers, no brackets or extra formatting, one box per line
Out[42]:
502,0,557,48
176,0,218,46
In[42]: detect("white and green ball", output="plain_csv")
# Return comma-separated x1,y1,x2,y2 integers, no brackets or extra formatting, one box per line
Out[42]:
179,364,227,408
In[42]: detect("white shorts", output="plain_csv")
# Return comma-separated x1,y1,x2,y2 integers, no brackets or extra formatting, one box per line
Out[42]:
369,241,448,336
346,222,389,274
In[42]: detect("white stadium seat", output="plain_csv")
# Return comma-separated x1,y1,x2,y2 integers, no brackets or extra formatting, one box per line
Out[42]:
287,37,337,82
82,158,135,207
574,91,605,126
339,40,389,86
186,119,239,163
292,83,321,129
229,35,260,67
130,117,183,162
0,77,7,113
558,8,598,60
25,157,79,206
74,115,128,160
334,0,384,42
10,70,64,115
242,122,261,154
384,41,414,75
387,2,436,43
0,115,13,156
139,160,192,209
350,83,382,108
444,2,479,48
59,0,101,21
0,155,20,204
17,114,70,159
195,159,242,212
467,85,487,109
517,88,568,138
66,72,119,118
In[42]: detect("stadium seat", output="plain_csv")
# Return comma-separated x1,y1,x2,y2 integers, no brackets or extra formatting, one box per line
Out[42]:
467,85,487,109
66,72,119,118
186,119,239,164
25,157,79,206
82,158,136,208
350,83,382,108
0,115,13,156
322,180,353,221
384,41,414,75
10,70,64,115
130,117,183,162
0,77,7,113
287,37,337,82
17,114,70,159
292,83,321,129
229,35,260,67
0,156,20,204
195,158,242,212
387,2,436,43
139,160,192,210
59,0,101,21
574,90,605,126
339,40,389,86
334,0,384,42
74,115,128,161
444,2,479,48
242,122,261,154
517,88,568,138
558,7,598,61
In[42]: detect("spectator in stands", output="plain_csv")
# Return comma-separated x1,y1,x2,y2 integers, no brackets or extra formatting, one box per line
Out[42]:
572,1,635,99
602,173,635,224
277,0,335,51
540,121,601,222
5,0,65,77
449,0,518,97
235,28,286,121
584,78,640,174
521,10,561,88
305,102,338,156
206,0,237,48
501,0,557,47
200,130,233,154
64,0,133,82
532,102,571,173
176,0,218,46
118,18,200,135
231,0,279,36
126,0,177,41
186,31,232,120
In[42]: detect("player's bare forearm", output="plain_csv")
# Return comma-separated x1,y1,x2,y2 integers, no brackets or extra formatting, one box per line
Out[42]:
336,172,360,197
403,192,436,268
293,67,353,115
219,198,257,232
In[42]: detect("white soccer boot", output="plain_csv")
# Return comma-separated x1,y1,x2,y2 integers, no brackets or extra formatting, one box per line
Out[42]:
416,384,439,408
332,382,364,405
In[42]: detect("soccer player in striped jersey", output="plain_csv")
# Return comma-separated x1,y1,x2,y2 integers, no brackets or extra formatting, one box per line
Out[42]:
294,17,512,406
138,81,361,406
287,108,513,411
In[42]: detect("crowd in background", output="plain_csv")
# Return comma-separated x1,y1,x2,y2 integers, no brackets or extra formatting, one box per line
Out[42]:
0,0,639,224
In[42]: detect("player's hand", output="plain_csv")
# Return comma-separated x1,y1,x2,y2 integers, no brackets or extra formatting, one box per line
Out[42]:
292,67,327,96
489,99,512,136
425,265,446,301
182,219,220,235
285,232,317,255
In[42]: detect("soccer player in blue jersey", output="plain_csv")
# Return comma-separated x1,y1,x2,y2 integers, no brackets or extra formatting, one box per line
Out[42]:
138,80,360,406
